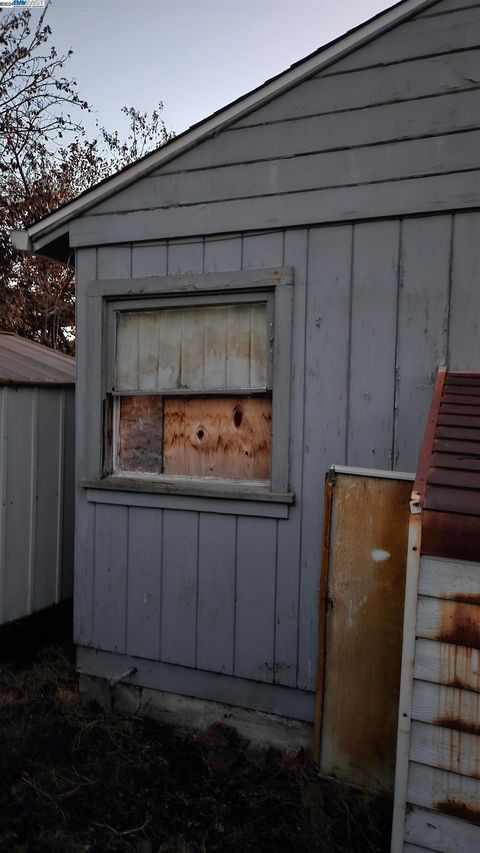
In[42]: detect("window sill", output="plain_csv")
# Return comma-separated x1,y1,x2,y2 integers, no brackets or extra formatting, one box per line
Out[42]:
79,475,294,516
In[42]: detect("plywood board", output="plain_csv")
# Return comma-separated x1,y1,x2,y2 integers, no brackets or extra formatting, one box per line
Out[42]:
118,395,163,474
319,472,411,793
163,396,271,481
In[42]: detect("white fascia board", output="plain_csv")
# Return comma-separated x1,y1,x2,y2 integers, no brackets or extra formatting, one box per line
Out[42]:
27,0,437,244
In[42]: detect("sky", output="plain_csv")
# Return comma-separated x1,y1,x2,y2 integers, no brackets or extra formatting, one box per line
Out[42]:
5,0,398,141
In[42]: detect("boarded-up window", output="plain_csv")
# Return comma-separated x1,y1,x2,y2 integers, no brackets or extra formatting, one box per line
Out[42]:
113,301,272,482
116,304,269,392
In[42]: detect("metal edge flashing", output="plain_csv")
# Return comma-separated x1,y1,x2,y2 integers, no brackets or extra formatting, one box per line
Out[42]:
331,465,414,481
16,0,437,250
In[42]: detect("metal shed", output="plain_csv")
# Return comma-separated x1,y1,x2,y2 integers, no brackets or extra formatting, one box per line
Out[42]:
11,0,480,741
392,367,480,852
0,334,75,627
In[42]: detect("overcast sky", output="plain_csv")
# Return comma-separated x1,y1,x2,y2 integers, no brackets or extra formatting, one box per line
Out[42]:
10,0,398,139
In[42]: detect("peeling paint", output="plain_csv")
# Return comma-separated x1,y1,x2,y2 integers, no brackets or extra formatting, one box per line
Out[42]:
371,549,391,562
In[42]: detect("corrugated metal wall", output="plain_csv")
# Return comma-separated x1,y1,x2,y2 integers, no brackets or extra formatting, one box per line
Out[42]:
0,385,75,625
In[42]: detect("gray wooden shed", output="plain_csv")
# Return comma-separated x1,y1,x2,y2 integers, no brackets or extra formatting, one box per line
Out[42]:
13,0,480,730
0,334,75,626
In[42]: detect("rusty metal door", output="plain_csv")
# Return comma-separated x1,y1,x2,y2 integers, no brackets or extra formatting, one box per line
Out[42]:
313,467,412,794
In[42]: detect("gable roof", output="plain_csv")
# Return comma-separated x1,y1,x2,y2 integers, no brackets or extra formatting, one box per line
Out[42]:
0,334,75,385
12,0,438,261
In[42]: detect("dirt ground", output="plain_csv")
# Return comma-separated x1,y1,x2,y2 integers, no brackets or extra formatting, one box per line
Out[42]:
0,640,392,852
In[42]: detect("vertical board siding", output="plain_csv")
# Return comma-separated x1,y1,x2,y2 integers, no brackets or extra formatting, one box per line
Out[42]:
298,224,353,691
160,509,199,666
449,212,480,370
235,516,277,682
131,243,167,277
348,220,400,469
76,205,480,712
196,513,236,674
74,248,97,646
394,215,452,470
93,504,128,653
127,507,163,659
275,229,307,688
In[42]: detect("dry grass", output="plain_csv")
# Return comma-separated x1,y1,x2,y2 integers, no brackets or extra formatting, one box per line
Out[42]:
0,643,392,852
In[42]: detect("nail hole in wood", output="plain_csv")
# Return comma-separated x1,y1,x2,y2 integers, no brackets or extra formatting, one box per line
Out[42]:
197,429,204,440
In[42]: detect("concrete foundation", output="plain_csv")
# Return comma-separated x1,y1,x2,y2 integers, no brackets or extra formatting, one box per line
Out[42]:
79,673,313,754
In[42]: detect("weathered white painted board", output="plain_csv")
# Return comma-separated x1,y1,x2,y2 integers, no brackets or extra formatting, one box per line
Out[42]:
405,805,480,852
419,556,480,603
410,720,480,779
416,595,480,648
412,679,480,732
414,639,480,694
408,761,480,818
116,304,268,392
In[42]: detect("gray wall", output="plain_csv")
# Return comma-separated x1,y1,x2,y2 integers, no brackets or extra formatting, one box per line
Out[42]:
73,0,480,719
0,385,75,625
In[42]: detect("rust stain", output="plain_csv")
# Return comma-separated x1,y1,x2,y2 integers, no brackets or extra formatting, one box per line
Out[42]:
437,601,480,651
318,474,411,793
435,800,480,826
435,717,480,736
447,592,480,606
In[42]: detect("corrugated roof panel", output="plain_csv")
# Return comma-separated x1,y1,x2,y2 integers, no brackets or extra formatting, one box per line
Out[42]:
0,334,75,385
415,368,480,560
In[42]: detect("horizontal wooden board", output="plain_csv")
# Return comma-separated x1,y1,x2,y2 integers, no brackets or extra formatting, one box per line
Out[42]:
405,804,480,853
441,384,480,397
163,396,272,480
410,719,480,779
70,170,480,246
427,467,480,490
330,6,480,73
440,403,480,416
422,510,480,563
140,87,480,175
233,49,480,128
416,596,480,649
424,484,480,516
412,679,480,734
419,556,480,604
408,761,480,823
438,414,480,428
95,130,480,215
437,426,480,441
441,394,480,407
414,639,480,694
445,376,480,387
431,454,480,472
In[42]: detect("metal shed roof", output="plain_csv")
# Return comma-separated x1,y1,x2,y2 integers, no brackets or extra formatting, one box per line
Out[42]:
0,334,75,386
414,367,480,561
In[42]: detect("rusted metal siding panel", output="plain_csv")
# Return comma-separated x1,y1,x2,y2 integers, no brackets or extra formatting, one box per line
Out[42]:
317,472,411,793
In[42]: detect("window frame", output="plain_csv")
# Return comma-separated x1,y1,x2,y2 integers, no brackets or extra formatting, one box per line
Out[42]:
81,266,294,502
